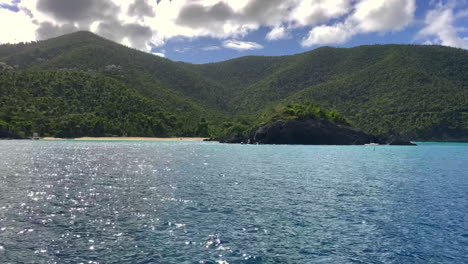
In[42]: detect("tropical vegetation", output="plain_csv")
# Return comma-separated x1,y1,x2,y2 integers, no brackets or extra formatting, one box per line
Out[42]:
0,31,466,141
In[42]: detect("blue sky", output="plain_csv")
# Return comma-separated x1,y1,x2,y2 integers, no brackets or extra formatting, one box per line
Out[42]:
0,0,467,64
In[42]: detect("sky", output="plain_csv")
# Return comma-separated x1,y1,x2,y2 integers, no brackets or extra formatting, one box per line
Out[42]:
0,0,467,64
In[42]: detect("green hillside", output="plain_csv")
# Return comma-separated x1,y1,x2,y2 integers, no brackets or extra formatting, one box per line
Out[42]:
0,71,210,138
194,45,468,141
0,32,229,109
0,31,467,141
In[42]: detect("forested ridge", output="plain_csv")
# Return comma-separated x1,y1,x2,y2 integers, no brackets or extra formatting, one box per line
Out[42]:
0,31,467,141
0,71,187,138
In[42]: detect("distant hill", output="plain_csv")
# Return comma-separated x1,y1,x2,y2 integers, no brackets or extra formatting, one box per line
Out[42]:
1,31,467,141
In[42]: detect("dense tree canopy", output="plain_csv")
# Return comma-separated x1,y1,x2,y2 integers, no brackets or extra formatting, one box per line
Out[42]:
1,32,467,141
0,71,187,138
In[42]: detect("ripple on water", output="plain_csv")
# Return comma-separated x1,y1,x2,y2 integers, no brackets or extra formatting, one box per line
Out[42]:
0,141,467,263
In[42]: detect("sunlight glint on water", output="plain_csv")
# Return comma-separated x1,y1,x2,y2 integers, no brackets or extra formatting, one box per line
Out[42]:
0,140,467,263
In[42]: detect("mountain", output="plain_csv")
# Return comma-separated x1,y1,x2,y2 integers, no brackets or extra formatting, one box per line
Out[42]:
0,32,225,138
190,45,468,141
0,71,188,138
0,31,467,141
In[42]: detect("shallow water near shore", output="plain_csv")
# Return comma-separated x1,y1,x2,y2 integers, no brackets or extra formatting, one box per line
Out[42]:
0,140,467,263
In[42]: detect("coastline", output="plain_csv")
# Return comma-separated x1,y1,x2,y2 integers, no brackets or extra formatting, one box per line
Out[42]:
42,137,209,141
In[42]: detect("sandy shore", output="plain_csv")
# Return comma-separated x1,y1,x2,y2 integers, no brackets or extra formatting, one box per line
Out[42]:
43,137,209,141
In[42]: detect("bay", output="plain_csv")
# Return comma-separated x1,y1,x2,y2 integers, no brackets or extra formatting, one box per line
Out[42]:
0,140,467,263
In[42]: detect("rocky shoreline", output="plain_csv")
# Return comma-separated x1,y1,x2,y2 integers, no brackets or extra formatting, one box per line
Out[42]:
215,118,416,146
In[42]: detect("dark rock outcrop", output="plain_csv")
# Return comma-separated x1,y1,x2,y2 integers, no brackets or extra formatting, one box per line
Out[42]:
216,118,418,145
216,135,246,144
250,119,379,145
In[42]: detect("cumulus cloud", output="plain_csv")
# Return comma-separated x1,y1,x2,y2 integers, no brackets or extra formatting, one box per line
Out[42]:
36,21,78,40
96,19,153,51
128,0,155,19
302,23,355,46
0,7,37,44
3,0,466,54
241,0,291,26
266,26,289,41
14,0,159,51
174,0,351,41
301,0,416,46
223,40,263,51
352,0,416,32
36,0,118,25
418,3,468,49
177,2,235,28
292,0,351,27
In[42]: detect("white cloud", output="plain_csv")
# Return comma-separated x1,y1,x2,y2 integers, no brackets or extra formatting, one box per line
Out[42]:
15,0,159,51
302,23,355,46
292,0,351,27
152,52,165,57
422,39,437,45
222,40,263,51
418,4,468,49
301,0,416,47
0,8,38,44
0,0,433,51
352,0,416,32
266,26,289,41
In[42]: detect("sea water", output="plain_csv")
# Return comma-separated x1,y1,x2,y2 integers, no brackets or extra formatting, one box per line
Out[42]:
0,140,467,263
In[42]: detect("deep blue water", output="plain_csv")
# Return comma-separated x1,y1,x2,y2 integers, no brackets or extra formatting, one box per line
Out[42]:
0,140,467,264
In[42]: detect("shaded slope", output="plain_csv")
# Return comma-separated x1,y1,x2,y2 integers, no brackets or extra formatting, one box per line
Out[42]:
185,55,295,97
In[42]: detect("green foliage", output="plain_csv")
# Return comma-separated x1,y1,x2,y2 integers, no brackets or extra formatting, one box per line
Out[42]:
265,103,349,125
1,32,467,141
195,118,211,137
215,104,349,140
193,44,468,140
0,71,184,137
218,121,251,140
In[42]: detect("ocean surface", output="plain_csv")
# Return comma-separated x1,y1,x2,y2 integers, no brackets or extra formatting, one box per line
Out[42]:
0,140,467,264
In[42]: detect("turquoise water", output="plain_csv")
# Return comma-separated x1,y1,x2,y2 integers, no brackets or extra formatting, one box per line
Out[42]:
0,140,467,263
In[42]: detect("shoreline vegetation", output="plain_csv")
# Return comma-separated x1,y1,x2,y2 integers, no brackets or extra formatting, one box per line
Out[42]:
5,136,466,144
1,32,467,143
42,137,209,141
213,104,417,145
